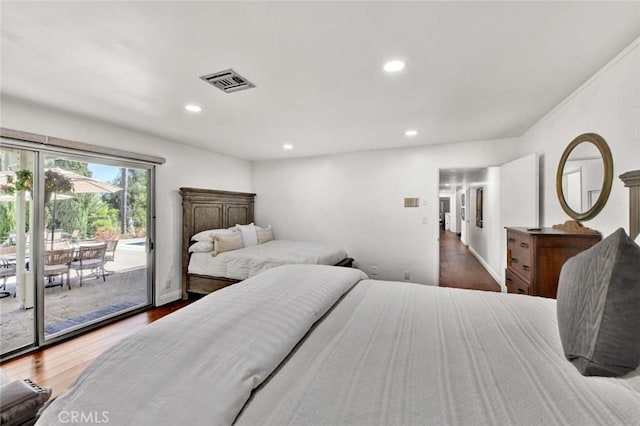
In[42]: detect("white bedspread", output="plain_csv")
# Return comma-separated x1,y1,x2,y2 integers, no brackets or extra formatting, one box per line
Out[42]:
37,265,367,426
38,266,640,425
237,279,640,425
188,240,348,280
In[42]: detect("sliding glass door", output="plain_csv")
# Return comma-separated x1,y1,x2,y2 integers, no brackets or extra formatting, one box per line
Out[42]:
0,146,36,354
1,142,154,359
42,154,152,340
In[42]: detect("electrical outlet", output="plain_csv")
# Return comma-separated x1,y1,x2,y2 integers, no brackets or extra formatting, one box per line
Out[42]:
404,270,410,281
371,265,378,276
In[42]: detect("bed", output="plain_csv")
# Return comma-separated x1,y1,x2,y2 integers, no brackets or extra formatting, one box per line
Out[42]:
180,187,353,299
35,173,640,425
36,263,640,425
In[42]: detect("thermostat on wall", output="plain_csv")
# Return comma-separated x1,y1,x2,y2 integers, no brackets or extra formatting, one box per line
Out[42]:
404,197,419,207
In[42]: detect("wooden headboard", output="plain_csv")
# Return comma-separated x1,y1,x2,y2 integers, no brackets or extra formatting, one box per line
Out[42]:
620,169,640,240
179,188,256,298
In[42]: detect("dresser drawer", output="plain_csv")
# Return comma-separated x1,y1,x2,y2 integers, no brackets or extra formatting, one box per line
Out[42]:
507,231,532,281
505,269,530,295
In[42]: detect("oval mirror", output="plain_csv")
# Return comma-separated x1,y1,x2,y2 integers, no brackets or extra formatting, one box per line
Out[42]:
556,133,613,221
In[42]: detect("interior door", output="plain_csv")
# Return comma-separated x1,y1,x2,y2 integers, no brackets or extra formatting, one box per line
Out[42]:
499,153,539,287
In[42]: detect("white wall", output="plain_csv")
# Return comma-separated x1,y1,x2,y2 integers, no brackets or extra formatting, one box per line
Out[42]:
466,167,502,282
252,138,520,284
455,189,463,233
1,96,252,305
519,37,640,237
459,187,470,246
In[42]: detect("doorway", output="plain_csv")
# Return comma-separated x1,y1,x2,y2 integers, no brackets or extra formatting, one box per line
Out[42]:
439,197,450,231
437,154,539,292
1,142,154,360
438,168,498,291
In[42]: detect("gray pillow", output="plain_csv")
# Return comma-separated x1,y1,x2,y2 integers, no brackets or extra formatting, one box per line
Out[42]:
557,227,640,377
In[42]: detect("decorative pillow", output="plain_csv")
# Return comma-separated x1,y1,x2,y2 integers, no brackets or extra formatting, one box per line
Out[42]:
191,228,237,242
556,228,640,376
188,241,214,253
256,225,274,244
236,223,258,247
213,233,244,255
0,379,52,425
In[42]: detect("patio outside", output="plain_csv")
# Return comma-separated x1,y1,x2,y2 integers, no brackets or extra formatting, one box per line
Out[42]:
0,238,148,351
1,149,152,356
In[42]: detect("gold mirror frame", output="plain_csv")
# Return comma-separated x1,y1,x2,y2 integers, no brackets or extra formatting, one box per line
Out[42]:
556,133,613,221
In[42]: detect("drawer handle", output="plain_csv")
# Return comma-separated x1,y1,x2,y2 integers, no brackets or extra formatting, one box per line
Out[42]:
511,258,518,264
508,238,516,243
506,278,512,284
519,242,529,249
517,288,526,294
521,265,530,271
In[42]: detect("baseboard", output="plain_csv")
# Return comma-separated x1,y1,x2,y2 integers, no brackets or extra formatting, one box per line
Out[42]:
468,247,505,292
156,290,182,306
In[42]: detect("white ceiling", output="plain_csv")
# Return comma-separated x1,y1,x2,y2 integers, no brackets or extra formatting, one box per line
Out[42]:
439,168,485,191
2,2,639,161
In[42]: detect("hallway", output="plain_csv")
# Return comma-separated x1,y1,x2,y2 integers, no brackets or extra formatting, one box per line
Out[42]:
439,230,500,292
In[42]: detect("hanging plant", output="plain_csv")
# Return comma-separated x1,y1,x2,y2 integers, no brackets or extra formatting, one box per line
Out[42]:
44,170,73,194
0,169,33,195
44,170,73,203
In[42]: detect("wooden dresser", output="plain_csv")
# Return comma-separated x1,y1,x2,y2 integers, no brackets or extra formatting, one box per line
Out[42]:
505,227,601,298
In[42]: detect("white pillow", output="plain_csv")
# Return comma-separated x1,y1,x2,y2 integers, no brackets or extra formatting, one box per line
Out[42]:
188,241,214,253
236,223,258,247
256,225,274,244
191,228,237,242
635,233,640,246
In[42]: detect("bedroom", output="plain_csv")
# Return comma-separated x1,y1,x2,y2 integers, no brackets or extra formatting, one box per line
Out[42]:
0,1,639,424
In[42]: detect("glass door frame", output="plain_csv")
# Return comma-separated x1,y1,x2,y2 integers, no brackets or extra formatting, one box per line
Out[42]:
1,138,156,360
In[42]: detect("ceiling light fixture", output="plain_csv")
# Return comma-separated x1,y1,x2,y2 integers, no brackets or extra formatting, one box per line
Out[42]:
405,129,418,137
283,144,293,150
384,60,406,73
185,104,202,113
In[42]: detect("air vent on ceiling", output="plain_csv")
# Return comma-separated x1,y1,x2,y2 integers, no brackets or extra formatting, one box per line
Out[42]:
199,69,256,93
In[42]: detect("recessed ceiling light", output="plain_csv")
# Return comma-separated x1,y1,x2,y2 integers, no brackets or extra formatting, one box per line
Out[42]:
405,129,418,137
185,104,202,113
283,144,293,150
384,60,405,73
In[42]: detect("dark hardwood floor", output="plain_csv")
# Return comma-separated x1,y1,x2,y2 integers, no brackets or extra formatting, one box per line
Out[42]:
0,299,193,398
439,230,500,292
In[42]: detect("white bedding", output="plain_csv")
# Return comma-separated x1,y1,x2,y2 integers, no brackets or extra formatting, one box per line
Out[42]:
237,279,640,425
37,265,367,425
187,239,348,280
38,265,640,425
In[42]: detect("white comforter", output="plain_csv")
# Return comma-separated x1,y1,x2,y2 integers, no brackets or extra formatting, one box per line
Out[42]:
37,265,367,426
238,279,640,425
38,266,640,425
188,240,348,280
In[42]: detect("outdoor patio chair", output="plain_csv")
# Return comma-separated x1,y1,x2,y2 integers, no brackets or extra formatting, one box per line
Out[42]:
102,239,118,275
69,243,107,286
104,239,118,263
44,248,75,290
0,259,16,298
